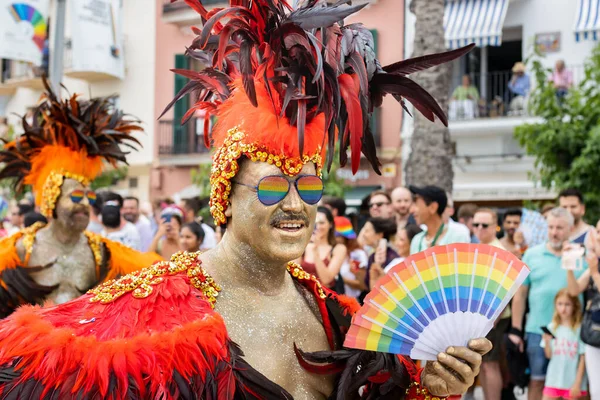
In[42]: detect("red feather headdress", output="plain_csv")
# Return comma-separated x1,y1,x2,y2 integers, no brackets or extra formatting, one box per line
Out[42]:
0,79,142,217
161,0,474,225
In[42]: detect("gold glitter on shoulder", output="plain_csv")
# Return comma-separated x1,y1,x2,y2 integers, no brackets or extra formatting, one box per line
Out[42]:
88,251,222,307
287,262,327,299
84,231,103,269
21,221,47,265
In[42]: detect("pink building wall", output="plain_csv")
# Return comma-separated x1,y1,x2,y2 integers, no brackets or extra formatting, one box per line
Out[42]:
151,0,405,200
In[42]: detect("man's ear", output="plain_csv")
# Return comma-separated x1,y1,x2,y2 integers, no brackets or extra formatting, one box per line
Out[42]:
224,203,232,218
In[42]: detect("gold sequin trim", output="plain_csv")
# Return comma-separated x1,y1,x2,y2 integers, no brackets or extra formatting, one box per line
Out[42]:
84,231,103,268
88,251,222,307
405,381,441,400
41,170,90,218
209,127,323,225
21,221,46,264
286,262,327,299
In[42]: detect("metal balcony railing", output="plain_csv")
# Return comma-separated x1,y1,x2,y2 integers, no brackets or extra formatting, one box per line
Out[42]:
158,118,211,156
449,65,585,121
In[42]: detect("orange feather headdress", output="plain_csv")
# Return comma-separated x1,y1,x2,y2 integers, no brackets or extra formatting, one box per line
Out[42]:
162,0,474,225
0,79,142,217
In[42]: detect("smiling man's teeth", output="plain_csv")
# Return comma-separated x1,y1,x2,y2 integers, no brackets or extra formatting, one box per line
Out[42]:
279,223,302,229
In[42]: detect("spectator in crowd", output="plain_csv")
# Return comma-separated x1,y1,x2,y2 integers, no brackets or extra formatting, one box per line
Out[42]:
500,208,526,258
87,192,104,234
443,192,471,244
149,206,184,259
370,224,423,289
368,190,394,219
359,217,398,291
101,201,141,250
390,187,413,229
409,186,470,255
508,62,531,115
473,208,511,400
180,221,205,253
449,74,480,120
101,192,141,250
321,195,347,217
334,216,368,299
8,203,33,235
558,188,594,249
566,222,600,400
457,203,479,243
541,289,588,400
299,206,347,290
122,196,153,252
510,207,587,400
23,212,47,228
549,59,573,98
541,202,555,219
181,197,217,250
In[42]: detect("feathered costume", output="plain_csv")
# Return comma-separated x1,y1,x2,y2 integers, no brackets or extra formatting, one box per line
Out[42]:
0,79,162,318
0,0,472,398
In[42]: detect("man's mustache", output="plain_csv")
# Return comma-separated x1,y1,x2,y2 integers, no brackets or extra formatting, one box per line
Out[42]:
270,212,310,226
70,205,90,216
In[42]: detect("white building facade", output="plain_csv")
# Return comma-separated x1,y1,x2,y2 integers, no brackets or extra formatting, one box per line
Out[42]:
0,0,157,202
403,0,599,206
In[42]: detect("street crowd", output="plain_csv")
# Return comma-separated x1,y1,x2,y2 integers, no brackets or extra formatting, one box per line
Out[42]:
1,184,599,400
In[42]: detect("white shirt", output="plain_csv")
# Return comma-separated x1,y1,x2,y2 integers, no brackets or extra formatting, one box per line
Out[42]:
340,249,369,299
103,221,141,251
201,223,217,250
135,215,153,252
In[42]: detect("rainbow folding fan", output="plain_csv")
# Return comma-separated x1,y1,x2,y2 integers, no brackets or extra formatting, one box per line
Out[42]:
344,243,530,360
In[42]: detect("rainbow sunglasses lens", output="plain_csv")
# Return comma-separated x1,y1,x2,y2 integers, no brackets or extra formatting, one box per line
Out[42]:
70,190,97,205
296,175,323,204
256,175,323,206
70,190,84,203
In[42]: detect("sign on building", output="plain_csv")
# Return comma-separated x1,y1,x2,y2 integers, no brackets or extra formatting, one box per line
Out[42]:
0,0,50,65
69,0,124,80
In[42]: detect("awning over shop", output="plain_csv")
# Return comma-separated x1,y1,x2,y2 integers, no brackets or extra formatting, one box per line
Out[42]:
574,0,600,41
444,0,509,49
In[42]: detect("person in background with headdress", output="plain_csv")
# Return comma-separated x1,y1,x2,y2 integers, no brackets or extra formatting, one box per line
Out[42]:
0,1,489,398
0,79,162,318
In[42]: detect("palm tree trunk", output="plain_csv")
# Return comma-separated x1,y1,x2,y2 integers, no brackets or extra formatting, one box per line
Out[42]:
404,0,454,192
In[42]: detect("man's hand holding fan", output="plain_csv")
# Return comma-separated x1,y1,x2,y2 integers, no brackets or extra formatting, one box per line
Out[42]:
344,243,529,396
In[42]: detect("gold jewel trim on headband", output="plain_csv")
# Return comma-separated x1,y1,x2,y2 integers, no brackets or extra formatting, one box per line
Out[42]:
209,127,323,225
41,170,90,218
88,251,222,307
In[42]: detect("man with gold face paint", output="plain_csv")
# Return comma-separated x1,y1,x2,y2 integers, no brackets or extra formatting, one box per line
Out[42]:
0,1,490,399
0,80,162,318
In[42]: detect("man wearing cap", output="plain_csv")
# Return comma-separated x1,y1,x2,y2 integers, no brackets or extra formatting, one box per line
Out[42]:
508,62,531,114
409,185,471,255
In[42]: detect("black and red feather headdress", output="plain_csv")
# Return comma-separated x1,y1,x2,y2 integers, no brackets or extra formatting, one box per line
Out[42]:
162,0,473,225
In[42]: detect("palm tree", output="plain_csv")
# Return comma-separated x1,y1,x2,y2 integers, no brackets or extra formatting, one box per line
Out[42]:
404,0,454,192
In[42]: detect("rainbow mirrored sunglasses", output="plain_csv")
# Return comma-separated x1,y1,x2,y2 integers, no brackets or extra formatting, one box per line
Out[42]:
70,189,97,205
233,175,323,206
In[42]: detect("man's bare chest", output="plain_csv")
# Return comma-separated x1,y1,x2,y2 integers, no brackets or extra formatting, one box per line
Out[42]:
216,290,334,399
27,239,97,304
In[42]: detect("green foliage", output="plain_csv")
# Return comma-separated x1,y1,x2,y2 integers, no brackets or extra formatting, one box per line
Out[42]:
91,167,128,190
514,44,600,223
190,163,212,198
322,148,349,197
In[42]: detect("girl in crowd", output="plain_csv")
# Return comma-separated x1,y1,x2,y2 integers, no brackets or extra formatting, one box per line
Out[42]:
149,206,184,259
300,206,347,290
180,221,205,252
358,217,398,292
369,224,423,289
334,216,368,299
541,289,587,400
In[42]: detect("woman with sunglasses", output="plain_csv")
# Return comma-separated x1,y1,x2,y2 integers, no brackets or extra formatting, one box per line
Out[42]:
299,206,347,290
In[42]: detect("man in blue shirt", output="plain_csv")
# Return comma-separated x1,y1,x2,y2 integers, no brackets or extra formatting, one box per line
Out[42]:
509,207,586,400
508,62,531,97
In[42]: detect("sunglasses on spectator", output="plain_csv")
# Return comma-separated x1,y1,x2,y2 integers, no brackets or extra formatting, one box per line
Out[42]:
70,189,97,205
369,201,390,209
473,223,490,229
233,175,323,206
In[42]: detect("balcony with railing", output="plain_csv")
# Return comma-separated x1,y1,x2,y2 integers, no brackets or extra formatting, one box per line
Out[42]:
162,0,226,26
158,117,211,164
0,58,47,92
448,65,585,123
